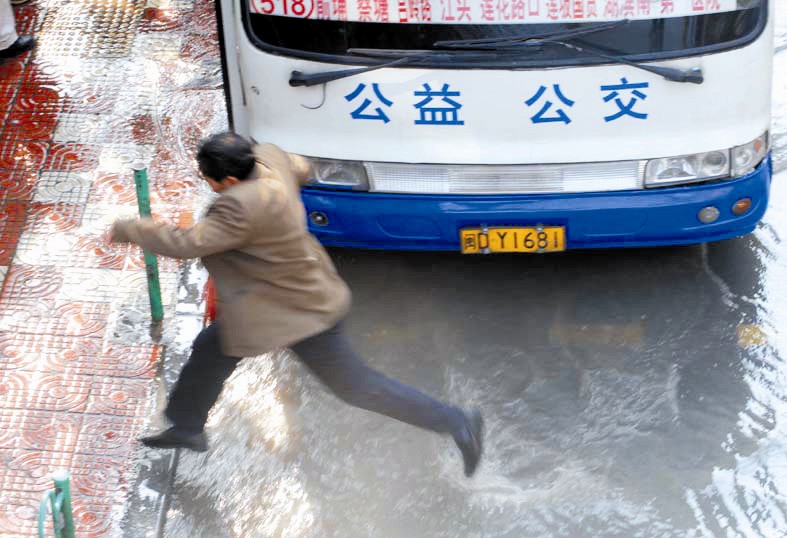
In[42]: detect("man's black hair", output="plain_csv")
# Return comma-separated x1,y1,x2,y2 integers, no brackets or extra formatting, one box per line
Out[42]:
196,131,256,182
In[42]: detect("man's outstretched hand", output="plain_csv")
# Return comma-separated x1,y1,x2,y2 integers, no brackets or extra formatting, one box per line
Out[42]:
106,220,134,244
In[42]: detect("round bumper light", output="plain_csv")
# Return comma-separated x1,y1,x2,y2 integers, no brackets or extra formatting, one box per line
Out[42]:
309,211,329,226
732,198,752,215
698,206,720,224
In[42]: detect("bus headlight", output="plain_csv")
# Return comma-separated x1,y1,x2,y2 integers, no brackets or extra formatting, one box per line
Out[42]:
308,158,369,190
645,150,729,188
731,132,768,177
645,132,768,188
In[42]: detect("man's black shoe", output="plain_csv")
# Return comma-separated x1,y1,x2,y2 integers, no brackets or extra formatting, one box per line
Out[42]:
453,409,484,477
0,36,37,59
140,427,208,452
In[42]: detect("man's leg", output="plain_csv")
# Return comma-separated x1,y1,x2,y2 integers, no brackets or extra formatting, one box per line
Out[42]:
0,0,19,49
292,322,464,433
291,321,483,475
142,324,242,451
164,323,243,434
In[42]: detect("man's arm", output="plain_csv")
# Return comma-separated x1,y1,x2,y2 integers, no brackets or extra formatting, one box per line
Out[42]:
287,152,313,187
255,143,313,187
110,195,250,259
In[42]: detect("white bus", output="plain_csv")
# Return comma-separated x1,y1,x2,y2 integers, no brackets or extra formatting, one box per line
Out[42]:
216,0,772,253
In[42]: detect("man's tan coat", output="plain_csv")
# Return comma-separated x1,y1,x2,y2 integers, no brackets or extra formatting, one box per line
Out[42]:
112,144,351,357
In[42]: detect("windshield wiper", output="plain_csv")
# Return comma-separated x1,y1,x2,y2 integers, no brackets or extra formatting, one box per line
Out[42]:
433,19,630,49
289,49,500,87
290,55,418,87
435,19,702,84
543,39,703,84
291,47,486,87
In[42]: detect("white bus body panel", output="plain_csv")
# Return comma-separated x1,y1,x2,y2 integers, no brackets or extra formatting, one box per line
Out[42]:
221,0,773,164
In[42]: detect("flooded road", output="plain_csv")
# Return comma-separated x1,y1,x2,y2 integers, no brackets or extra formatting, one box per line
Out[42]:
161,6,787,538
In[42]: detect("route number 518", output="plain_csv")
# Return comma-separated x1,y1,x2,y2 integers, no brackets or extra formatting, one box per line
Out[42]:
250,0,315,17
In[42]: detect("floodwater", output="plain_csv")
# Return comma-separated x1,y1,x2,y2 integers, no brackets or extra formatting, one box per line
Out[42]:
162,6,787,538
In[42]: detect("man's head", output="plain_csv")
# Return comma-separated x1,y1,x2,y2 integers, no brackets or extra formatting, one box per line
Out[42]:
196,131,256,192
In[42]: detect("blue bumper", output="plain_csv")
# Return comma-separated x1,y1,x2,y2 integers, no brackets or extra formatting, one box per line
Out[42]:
302,158,772,251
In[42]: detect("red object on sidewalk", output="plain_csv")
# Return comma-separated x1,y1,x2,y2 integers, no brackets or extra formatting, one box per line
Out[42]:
204,277,217,324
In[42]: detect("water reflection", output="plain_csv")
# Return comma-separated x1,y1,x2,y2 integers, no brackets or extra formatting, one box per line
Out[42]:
340,238,767,536
683,180,787,534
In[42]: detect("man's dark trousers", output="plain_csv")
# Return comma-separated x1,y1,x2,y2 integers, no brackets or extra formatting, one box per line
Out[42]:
165,322,465,436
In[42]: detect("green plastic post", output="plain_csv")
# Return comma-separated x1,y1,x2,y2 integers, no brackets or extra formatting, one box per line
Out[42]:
38,491,53,538
52,470,75,538
38,470,75,538
133,168,164,323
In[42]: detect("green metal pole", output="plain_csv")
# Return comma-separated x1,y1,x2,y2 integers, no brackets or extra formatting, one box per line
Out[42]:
51,470,75,538
38,491,54,538
133,168,164,323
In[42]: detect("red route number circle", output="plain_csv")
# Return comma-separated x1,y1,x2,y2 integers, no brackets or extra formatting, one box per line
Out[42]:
250,0,315,17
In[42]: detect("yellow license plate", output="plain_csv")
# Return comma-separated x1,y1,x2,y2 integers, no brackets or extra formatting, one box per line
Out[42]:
460,226,566,254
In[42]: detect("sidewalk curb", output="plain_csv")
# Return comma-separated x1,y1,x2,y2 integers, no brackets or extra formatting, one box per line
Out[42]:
120,261,209,537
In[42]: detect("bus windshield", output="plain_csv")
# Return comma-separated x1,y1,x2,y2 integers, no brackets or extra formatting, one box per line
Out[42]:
245,0,765,66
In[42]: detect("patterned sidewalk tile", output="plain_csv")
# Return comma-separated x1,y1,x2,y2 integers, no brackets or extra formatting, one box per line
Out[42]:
0,333,160,379
0,488,41,536
19,411,83,453
0,168,37,202
0,202,28,265
76,415,146,458
0,0,225,534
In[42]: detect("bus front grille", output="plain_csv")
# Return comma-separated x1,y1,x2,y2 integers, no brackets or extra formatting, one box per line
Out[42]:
366,160,647,195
